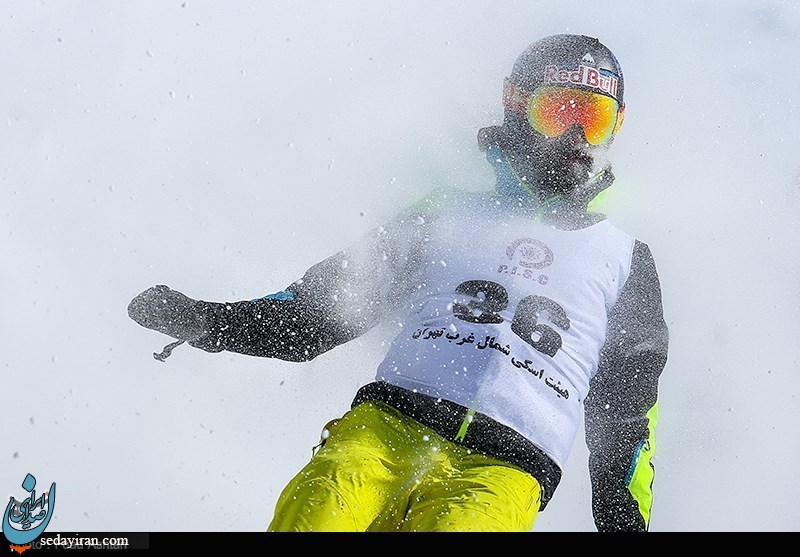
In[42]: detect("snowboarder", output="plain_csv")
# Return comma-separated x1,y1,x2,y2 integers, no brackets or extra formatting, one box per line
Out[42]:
128,34,669,532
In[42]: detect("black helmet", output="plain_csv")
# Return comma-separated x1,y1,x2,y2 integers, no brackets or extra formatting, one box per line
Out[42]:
508,34,624,106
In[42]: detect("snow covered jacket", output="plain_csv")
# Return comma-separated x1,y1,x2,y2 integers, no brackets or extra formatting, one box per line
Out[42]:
190,144,670,532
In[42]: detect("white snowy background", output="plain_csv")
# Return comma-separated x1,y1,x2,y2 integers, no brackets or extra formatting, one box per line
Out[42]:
2,0,799,533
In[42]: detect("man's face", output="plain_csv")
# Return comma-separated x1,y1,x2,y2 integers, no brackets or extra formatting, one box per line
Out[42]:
506,119,610,196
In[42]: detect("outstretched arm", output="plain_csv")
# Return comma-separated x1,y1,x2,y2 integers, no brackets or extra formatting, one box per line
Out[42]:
189,246,401,361
129,204,430,361
584,240,669,532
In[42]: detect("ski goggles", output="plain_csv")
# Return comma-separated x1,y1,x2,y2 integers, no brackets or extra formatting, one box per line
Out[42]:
503,79,625,145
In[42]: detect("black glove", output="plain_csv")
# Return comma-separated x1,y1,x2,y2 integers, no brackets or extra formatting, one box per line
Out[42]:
127,285,211,343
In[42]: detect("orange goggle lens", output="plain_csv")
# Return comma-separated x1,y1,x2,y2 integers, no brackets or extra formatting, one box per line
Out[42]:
527,85,622,145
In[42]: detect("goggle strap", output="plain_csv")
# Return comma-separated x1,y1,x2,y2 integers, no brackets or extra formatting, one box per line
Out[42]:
503,78,532,116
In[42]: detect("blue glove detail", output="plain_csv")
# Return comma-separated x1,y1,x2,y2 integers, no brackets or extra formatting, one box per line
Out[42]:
252,290,295,302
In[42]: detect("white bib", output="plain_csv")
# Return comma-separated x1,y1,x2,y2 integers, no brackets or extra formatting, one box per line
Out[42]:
375,195,635,468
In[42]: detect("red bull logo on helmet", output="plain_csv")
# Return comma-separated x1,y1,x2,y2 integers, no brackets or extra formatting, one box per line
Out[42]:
543,64,619,100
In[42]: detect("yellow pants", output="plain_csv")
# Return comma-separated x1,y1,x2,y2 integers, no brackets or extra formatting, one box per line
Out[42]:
268,401,542,532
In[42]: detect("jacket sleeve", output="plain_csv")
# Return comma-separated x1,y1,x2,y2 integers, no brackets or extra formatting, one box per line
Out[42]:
188,203,430,361
584,240,669,532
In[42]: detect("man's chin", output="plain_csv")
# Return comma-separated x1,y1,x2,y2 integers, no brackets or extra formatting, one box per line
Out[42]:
506,143,601,195
539,161,590,195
